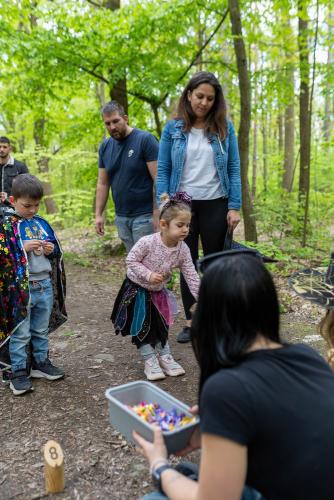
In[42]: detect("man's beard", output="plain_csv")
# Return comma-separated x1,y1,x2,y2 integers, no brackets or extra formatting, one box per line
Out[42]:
0,154,9,162
111,129,126,140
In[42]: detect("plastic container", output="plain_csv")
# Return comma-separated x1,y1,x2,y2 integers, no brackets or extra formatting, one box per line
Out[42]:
105,380,199,454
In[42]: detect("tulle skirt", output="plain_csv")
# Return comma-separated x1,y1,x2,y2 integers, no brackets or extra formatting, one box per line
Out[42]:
111,279,178,348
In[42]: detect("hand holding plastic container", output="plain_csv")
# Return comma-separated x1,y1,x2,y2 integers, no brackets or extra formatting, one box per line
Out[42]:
105,381,200,454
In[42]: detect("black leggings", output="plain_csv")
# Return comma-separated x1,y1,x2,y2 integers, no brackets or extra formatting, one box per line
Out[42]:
181,197,229,320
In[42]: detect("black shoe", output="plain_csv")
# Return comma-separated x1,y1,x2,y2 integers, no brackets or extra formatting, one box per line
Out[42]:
177,326,191,343
30,358,65,381
2,370,11,385
9,370,34,396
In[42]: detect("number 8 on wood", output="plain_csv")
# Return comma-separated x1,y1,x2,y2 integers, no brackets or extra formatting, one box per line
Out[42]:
44,440,65,493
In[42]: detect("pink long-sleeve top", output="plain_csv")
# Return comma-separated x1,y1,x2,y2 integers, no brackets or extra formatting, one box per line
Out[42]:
126,232,200,300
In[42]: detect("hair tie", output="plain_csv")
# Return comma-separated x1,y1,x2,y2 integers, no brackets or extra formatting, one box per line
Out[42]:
172,192,192,206
160,192,192,214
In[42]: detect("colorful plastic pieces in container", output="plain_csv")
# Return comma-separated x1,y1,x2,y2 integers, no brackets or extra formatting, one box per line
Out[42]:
129,402,195,431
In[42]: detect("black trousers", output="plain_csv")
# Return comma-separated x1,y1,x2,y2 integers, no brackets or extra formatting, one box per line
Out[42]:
181,197,229,320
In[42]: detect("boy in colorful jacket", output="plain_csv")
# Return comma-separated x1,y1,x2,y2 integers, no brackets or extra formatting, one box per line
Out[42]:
0,174,67,395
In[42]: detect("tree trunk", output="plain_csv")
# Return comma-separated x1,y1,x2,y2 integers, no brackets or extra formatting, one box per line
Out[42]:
282,64,295,191
151,103,162,138
298,1,311,246
106,0,128,114
228,0,257,242
252,120,257,201
109,78,128,114
323,12,334,142
29,7,57,215
33,118,57,215
195,24,204,70
95,81,106,109
262,112,268,194
277,112,283,154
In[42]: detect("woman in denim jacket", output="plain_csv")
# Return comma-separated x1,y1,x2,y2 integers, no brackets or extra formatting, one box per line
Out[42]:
156,72,241,343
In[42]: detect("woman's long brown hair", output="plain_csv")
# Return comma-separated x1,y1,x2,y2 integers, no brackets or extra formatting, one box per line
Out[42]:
176,71,227,139
319,310,334,369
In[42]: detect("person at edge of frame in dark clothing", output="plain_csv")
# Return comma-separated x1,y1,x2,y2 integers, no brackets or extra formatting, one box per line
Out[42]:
0,136,29,207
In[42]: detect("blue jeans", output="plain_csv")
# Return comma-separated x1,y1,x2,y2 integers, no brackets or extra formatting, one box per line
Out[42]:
9,278,53,372
141,485,263,500
139,463,264,500
115,213,153,253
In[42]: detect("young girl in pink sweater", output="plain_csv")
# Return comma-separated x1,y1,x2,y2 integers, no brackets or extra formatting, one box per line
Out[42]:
111,193,200,381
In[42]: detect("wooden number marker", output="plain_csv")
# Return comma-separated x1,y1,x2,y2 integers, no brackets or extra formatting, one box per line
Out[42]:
44,440,65,493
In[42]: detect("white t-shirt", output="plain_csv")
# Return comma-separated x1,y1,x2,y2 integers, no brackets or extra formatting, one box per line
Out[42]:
179,127,223,200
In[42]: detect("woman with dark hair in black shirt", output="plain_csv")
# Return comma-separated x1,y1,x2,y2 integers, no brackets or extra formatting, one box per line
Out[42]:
134,251,334,500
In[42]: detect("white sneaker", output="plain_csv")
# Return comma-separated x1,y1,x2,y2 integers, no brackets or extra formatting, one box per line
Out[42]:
158,354,185,377
144,356,166,381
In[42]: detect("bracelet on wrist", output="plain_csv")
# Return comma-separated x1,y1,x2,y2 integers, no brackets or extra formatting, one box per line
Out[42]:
150,459,169,475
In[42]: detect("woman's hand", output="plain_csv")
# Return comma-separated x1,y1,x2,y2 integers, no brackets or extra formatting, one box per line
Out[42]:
176,405,201,456
227,210,240,232
133,426,168,471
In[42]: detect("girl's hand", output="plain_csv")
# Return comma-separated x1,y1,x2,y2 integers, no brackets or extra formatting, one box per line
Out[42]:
175,405,201,456
149,272,164,284
227,210,241,232
42,240,54,255
133,426,168,470
162,271,171,281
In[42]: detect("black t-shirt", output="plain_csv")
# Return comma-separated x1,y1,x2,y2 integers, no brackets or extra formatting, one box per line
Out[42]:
98,128,158,217
200,344,334,500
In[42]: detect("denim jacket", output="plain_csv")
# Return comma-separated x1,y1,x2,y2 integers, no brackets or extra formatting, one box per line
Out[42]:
156,119,241,210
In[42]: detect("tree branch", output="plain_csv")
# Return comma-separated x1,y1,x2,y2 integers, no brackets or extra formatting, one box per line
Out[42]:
196,2,226,17
56,55,110,84
54,8,228,113
197,59,237,72
111,10,229,113
52,146,62,155
86,0,103,8
159,8,229,104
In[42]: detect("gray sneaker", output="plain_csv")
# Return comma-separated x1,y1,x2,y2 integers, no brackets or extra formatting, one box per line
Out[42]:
158,354,185,377
144,355,166,381
10,370,34,396
30,358,65,381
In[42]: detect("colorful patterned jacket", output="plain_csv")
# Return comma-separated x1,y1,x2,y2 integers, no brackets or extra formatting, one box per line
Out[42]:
0,208,67,370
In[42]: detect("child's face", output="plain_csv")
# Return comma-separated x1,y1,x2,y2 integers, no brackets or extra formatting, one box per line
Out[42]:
160,211,191,243
10,196,41,219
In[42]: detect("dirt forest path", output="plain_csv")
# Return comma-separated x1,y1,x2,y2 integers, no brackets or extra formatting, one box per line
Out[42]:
0,232,327,500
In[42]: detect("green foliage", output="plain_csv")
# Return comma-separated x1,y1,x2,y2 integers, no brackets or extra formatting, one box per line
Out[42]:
61,330,77,337
279,292,294,314
0,0,333,257
63,252,93,268
86,228,125,257
166,270,179,291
